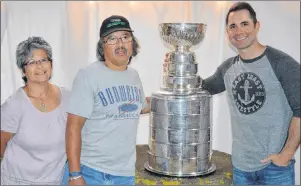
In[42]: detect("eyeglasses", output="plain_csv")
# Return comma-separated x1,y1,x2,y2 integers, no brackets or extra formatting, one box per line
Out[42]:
23,58,50,67
104,35,133,45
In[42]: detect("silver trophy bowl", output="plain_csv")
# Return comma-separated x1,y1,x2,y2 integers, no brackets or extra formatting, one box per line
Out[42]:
160,23,206,93
144,23,216,177
159,23,206,51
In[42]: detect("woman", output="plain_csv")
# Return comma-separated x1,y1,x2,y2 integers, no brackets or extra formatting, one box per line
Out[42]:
0,36,69,185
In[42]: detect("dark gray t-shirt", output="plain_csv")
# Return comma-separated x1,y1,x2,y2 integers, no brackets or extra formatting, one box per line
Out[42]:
203,46,300,171
1,87,70,184
67,62,147,176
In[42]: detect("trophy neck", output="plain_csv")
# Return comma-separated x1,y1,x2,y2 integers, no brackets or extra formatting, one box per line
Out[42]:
175,46,190,53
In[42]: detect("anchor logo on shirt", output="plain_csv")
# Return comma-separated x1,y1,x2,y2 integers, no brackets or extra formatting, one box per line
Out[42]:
232,72,266,115
238,80,255,105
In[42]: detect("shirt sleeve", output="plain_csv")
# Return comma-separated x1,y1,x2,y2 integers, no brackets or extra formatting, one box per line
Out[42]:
202,66,226,95
280,60,300,118
1,95,21,133
266,47,300,118
275,58,300,117
202,57,235,95
67,69,95,118
135,71,147,111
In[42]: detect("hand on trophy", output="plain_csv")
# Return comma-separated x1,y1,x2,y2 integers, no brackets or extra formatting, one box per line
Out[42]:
142,97,151,114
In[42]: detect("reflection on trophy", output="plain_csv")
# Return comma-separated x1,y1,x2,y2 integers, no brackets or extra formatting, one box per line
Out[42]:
144,23,216,177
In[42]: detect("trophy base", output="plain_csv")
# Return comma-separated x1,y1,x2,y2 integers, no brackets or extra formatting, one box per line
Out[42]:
144,162,216,177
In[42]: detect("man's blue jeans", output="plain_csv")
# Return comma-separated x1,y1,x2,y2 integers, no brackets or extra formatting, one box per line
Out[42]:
61,162,135,185
233,160,295,185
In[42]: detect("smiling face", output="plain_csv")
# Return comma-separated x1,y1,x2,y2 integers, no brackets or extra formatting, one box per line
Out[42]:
23,49,52,84
103,31,133,68
226,9,260,51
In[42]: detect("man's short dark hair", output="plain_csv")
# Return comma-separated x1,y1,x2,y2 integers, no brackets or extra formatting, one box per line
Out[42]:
226,2,257,25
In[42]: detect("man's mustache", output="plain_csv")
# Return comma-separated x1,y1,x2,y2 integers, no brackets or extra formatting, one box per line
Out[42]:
114,47,128,55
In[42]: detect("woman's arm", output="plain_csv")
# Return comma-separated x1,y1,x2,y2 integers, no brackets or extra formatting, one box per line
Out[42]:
1,131,14,159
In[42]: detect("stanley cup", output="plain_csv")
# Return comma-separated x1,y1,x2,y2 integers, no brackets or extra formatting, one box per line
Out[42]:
144,23,216,177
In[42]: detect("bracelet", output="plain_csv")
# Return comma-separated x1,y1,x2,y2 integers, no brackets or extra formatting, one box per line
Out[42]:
69,172,82,177
68,175,82,181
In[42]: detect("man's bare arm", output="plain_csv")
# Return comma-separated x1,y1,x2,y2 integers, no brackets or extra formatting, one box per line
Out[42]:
279,117,300,160
141,97,150,114
65,113,87,172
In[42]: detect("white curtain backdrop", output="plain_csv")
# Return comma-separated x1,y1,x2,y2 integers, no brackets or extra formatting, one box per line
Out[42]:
1,1,300,184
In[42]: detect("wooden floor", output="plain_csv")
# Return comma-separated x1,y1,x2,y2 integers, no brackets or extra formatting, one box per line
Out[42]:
135,145,233,185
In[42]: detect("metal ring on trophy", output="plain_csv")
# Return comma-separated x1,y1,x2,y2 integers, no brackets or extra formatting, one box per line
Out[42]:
151,91,211,101
144,161,216,177
148,141,212,159
150,113,211,130
163,75,200,89
168,52,196,63
166,62,198,76
160,87,202,95
150,94,211,115
149,127,211,144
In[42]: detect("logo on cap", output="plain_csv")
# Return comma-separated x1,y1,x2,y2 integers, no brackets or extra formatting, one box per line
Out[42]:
110,19,121,22
107,19,126,28
100,15,133,37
